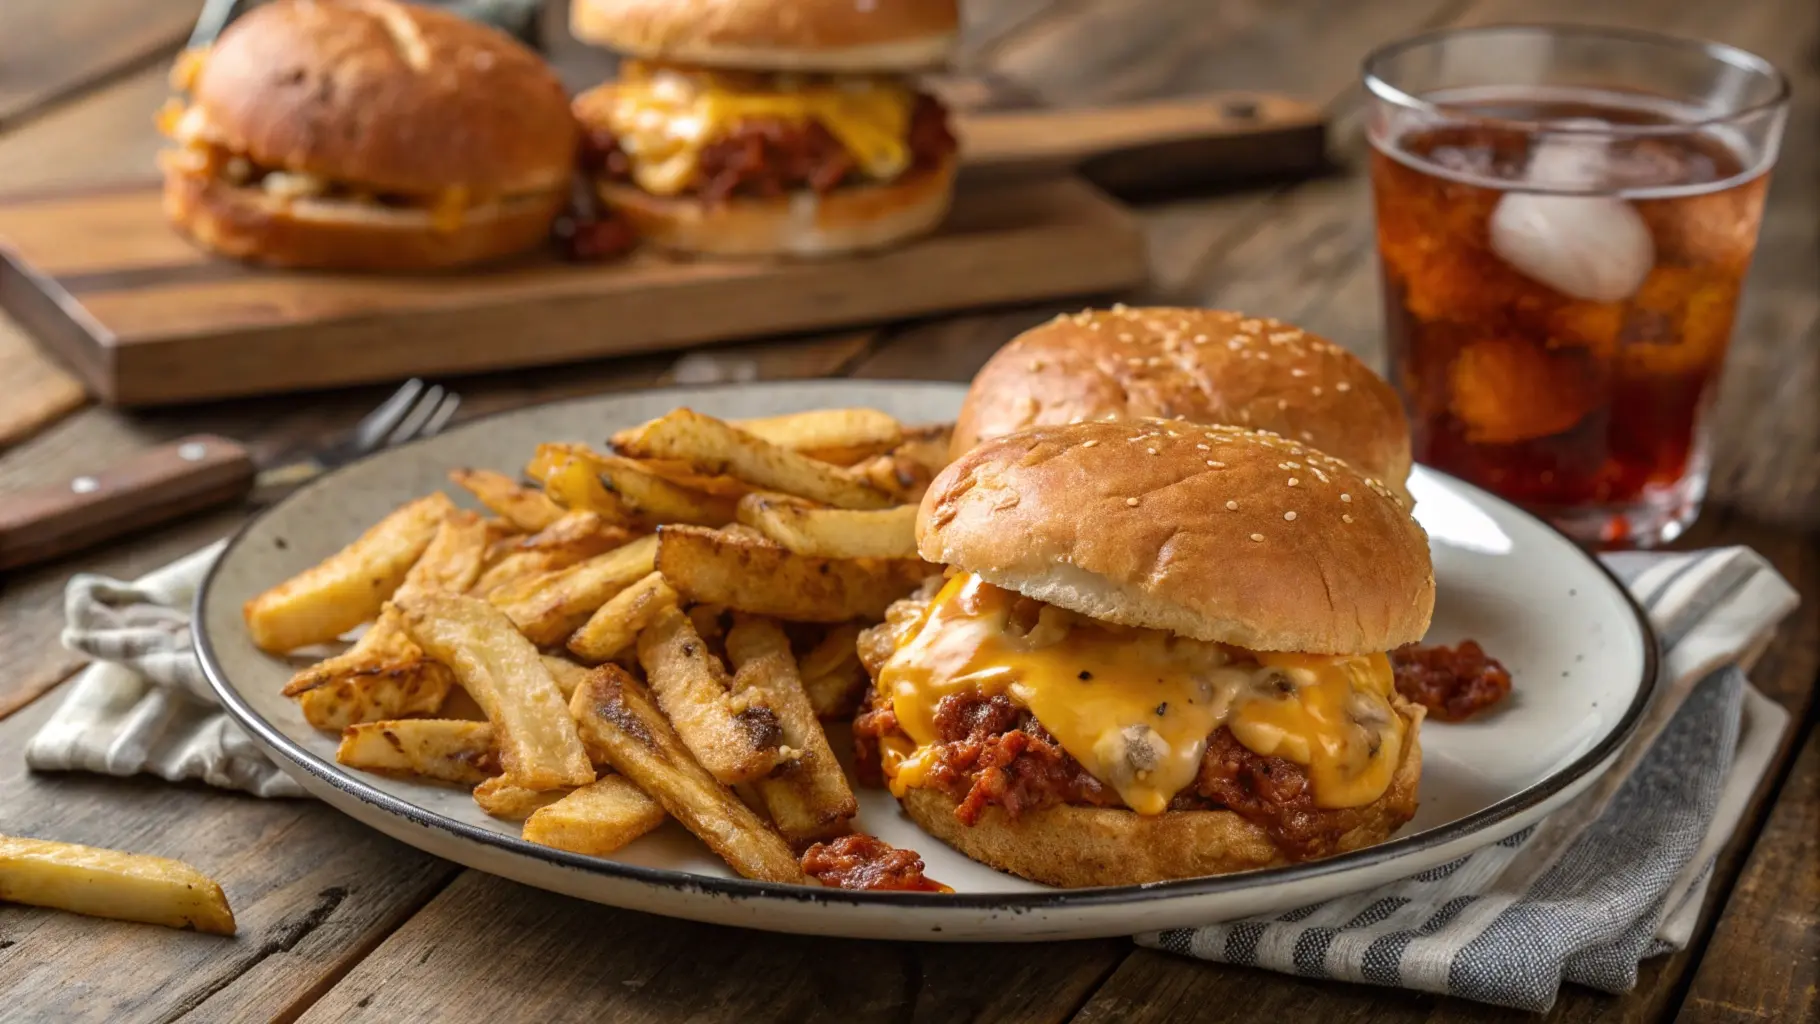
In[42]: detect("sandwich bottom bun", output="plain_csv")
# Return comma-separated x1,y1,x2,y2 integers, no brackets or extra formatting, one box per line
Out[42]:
163,170,565,271
595,155,956,258
898,712,1424,888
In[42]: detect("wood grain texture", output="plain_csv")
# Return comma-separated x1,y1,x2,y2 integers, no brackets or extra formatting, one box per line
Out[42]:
0,1,198,128
0,433,254,570
295,870,1126,1024
1676,728,1820,1024
0,313,86,447
0,62,170,196
0,690,461,1024
0,175,1144,406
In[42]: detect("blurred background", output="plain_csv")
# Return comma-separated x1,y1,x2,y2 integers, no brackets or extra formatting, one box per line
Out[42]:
0,0,1811,534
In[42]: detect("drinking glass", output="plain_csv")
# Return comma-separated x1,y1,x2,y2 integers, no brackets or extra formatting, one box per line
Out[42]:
1363,26,1789,546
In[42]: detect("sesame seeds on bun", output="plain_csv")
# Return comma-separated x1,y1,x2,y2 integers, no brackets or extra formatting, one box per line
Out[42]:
951,307,1413,504
918,418,1435,654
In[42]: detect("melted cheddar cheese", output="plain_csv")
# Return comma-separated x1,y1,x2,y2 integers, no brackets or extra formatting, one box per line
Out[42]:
878,574,1405,815
590,63,915,196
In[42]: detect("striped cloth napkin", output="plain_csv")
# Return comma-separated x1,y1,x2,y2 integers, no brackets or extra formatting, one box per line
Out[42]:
26,544,1797,1011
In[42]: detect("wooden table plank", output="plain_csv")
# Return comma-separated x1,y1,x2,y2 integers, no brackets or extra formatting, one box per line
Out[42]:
0,313,86,448
0,1,199,128
0,62,170,196
294,871,1126,1024
1676,726,1820,1024
0,688,462,1024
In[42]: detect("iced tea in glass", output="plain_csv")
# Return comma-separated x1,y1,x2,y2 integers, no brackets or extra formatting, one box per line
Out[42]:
1364,26,1788,546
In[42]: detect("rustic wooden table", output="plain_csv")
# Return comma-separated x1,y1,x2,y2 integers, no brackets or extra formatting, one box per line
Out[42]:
1,2,1814,1021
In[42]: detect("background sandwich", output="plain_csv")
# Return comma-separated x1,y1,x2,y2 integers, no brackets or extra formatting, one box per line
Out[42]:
569,0,960,257
856,418,1434,887
953,307,1415,503
160,0,577,270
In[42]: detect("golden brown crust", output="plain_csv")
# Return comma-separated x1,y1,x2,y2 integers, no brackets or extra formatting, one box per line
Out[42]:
952,308,1413,503
594,154,955,258
163,168,564,270
190,0,576,195
918,418,1435,653
899,712,1423,887
570,0,957,70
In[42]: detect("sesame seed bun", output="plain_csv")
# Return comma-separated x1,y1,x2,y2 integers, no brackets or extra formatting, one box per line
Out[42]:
898,708,1423,886
952,308,1413,504
570,0,958,71
918,419,1435,654
594,153,956,258
188,0,577,197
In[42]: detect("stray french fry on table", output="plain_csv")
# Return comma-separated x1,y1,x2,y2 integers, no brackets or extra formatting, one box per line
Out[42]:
0,835,235,935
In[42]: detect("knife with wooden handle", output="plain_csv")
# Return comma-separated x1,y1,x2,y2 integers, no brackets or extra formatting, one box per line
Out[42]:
0,379,460,572
0,436,256,571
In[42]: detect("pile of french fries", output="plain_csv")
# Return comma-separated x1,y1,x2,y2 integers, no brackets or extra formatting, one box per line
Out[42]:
245,407,950,883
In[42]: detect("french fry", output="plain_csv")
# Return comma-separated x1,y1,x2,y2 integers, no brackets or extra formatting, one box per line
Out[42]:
725,617,857,845
336,720,497,785
594,453,738,527
613,409,895,509
398,509,494,599
473,778,574,821
244,493,453,652
488,534,660,645
540,452,637,525
736,494,919,559
540,654,594,703
657,525,935,623
522,775,667,856
896,422,956,472
637,606,783,785
449,468,563,531
0,835,235,935
633,459,752,498
730,408,902,459
396,591,594,791
284,606,453,731
472,511,630,596
796,624,867,719
569,666,805,883
566,572,678,664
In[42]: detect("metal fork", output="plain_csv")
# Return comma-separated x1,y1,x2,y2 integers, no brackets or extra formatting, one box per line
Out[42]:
0,379,463,571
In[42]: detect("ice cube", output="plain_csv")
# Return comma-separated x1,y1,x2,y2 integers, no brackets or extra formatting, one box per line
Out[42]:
1489,127,1657,304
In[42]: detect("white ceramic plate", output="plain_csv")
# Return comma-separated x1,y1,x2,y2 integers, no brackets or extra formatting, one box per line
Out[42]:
196,381,1658,942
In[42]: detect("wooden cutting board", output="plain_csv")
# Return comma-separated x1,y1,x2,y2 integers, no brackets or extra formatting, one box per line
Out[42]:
0,92,1322,407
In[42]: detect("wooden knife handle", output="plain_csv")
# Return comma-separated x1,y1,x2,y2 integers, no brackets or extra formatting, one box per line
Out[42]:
957,91,1327,194
0,435,255,570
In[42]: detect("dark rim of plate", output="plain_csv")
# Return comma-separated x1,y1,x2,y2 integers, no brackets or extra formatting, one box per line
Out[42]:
194,380,1662,914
